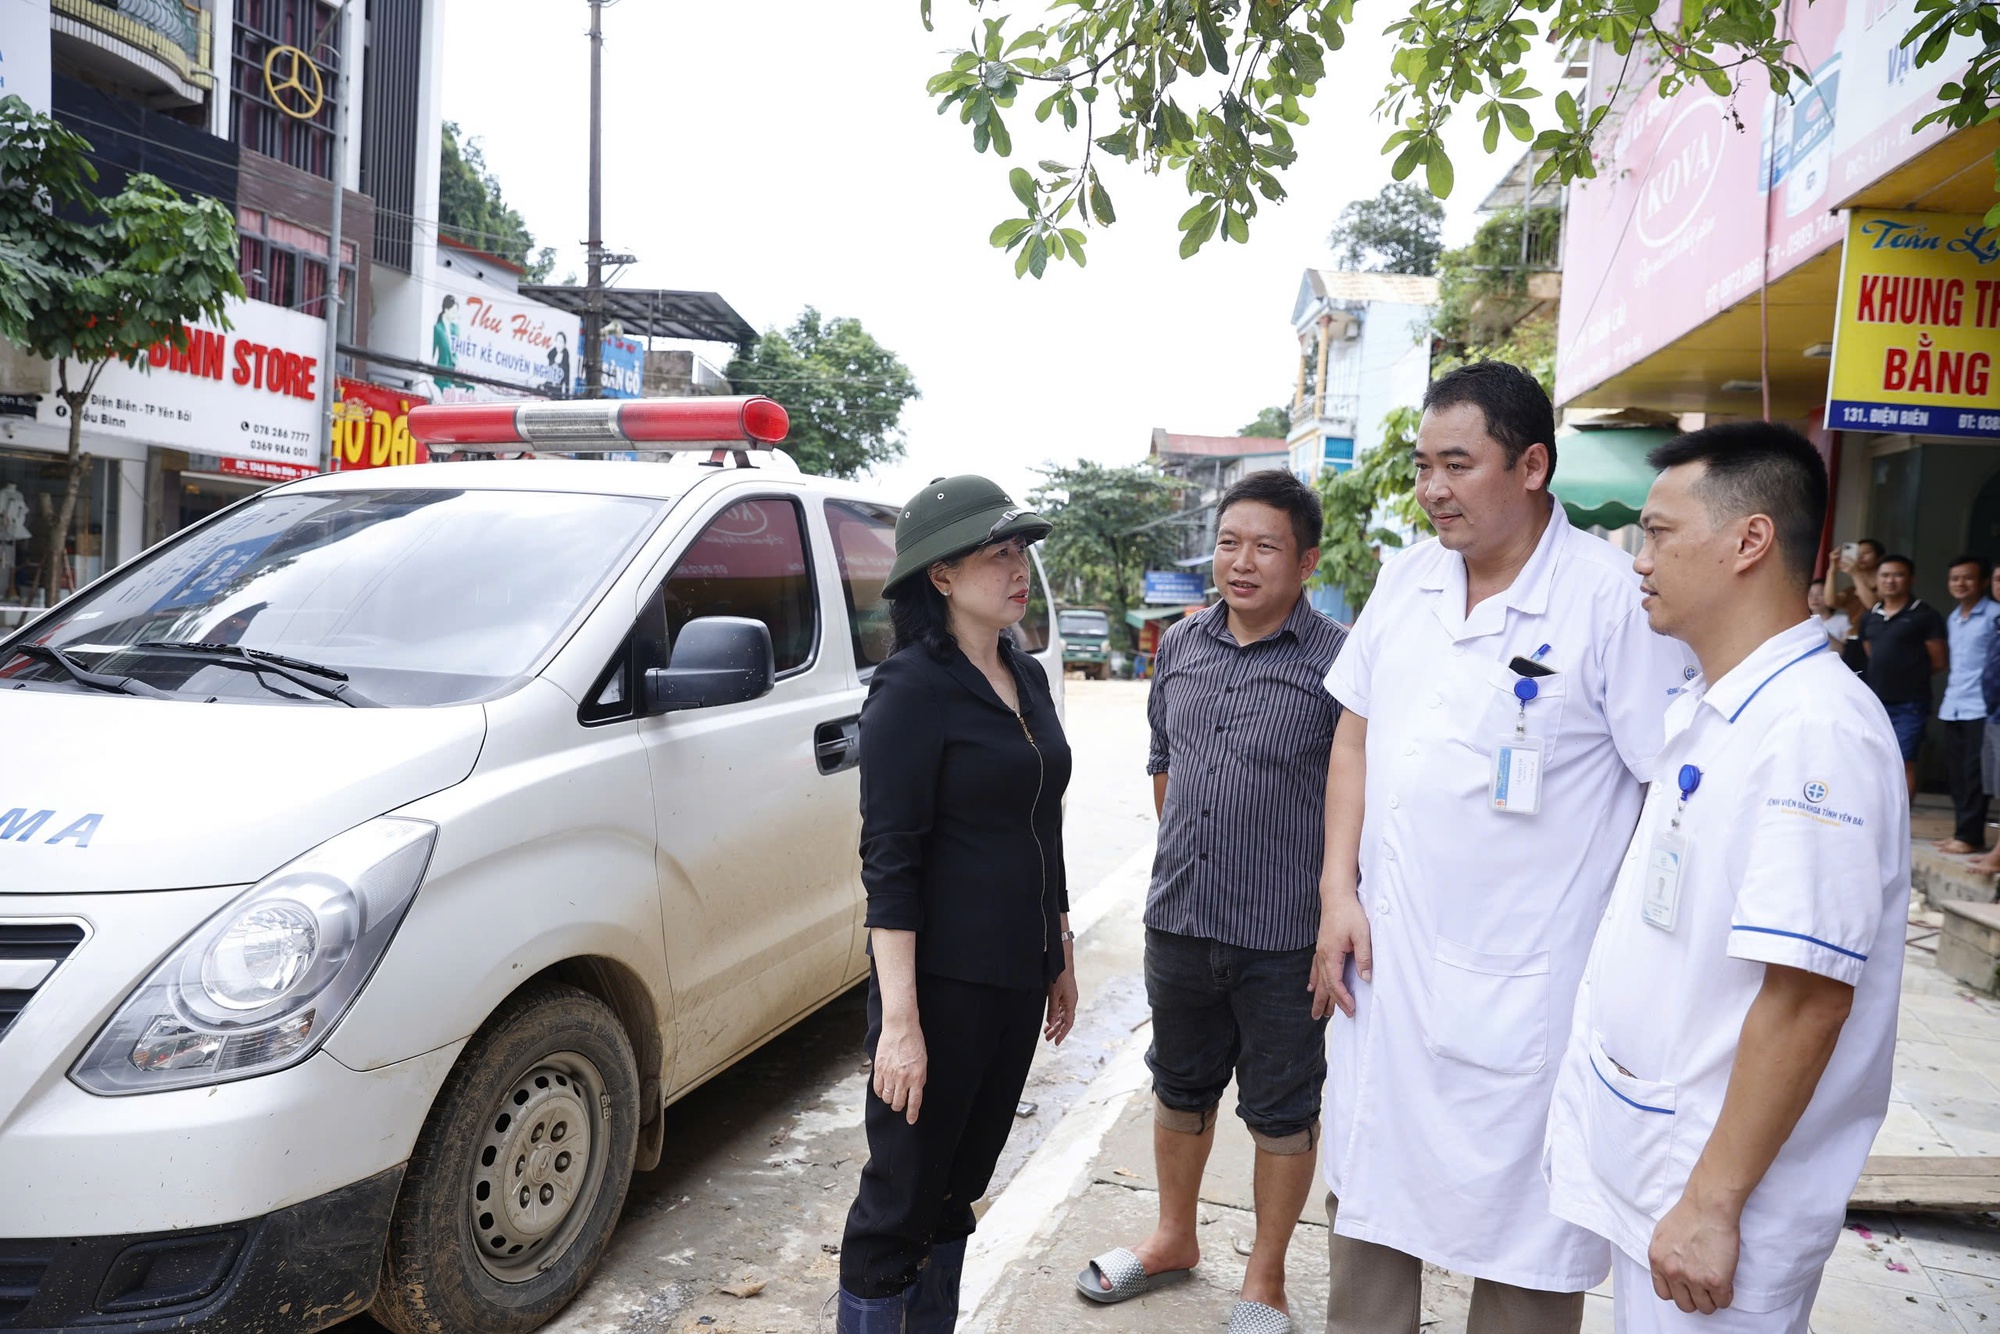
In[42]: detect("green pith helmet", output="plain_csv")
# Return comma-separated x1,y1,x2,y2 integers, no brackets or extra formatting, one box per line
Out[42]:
883,474,1053,595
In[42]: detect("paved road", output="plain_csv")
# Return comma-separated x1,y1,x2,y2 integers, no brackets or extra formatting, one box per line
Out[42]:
338,677,1157,1334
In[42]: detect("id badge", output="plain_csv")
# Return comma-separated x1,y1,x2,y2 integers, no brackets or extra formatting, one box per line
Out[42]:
1643,827,1688,931
1489,736,1544,815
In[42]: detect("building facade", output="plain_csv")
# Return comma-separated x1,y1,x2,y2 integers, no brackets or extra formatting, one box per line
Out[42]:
1287,270,1438,482
0,0,755,621
1554,0,1999,589
0,0,446,623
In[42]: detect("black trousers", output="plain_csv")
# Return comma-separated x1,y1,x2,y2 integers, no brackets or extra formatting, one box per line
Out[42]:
1944,718,1990,846
840,968,1042,1299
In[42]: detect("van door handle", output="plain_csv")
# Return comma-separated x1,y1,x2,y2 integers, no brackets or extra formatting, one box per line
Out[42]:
814,717,861,775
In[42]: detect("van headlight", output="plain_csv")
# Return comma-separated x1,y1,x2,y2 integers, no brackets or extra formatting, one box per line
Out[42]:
72,818,437,1095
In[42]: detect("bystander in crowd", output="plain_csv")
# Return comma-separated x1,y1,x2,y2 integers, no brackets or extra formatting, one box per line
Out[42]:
1808,579,1848,651
1968,564,2000,877
1937,556,1998,853
1857,554,1946,796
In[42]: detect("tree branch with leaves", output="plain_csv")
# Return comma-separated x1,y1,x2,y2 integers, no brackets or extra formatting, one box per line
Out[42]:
0,96,244,607
920,0,1999,277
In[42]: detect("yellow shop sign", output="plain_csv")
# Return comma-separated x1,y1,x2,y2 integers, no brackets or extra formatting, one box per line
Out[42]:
1827,211,2000,439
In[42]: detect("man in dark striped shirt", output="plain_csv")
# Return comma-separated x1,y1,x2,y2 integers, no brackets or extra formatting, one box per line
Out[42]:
1077,469,1346,1334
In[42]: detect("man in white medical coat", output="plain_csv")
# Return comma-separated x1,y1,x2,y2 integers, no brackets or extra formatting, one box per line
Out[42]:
1545,421,1907,1332
1312,362,1693,1333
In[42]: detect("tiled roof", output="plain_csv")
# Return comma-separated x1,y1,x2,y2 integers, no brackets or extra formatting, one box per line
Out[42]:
1306,270,1440,305
1150,429,1290,460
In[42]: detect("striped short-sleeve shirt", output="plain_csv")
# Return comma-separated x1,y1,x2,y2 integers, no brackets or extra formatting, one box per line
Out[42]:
1145,595,1347,951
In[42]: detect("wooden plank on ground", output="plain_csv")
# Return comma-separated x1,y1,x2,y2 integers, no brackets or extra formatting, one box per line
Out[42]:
1851,1156,2000,1212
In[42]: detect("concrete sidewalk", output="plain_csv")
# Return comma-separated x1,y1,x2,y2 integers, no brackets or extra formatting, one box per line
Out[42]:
965,800,2000,1333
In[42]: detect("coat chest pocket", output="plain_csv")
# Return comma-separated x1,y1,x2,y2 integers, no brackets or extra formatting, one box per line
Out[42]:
1421,935,1550,1076
1583,1030,1680,1219
1471,659,1571,764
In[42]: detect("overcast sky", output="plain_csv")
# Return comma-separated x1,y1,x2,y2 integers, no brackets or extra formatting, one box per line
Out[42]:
439,2,1565,503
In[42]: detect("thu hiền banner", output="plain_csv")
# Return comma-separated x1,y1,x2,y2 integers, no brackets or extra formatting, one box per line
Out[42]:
1827,211,2000,439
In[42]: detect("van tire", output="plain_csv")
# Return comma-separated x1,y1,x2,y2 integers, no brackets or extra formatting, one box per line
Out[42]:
371,983,640,1334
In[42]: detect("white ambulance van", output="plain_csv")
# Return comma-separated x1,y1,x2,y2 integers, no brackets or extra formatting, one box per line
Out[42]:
0,397,1061,1334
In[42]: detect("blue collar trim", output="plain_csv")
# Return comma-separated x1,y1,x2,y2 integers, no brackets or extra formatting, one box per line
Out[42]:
1725,643,1828,724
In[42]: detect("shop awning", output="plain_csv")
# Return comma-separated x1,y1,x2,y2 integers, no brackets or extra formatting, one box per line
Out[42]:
1556,427,1678,530
1126,604,1205,629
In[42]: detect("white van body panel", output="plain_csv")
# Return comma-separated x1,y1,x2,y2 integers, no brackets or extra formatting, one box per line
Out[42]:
0,692,486,894
4,1045,460,1236
324,679,670,1075
0,885,462,1236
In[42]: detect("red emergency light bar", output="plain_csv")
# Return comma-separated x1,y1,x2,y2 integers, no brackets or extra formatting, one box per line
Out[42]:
407,396,790,450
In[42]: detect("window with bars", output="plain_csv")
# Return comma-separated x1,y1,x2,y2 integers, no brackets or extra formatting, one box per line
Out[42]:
238,206,356,340
232,0,340,178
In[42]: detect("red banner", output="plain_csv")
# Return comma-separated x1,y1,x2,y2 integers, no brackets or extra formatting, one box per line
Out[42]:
332,379,431,470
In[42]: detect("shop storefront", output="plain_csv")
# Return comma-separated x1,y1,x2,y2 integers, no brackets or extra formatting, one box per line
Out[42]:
1555,0,1999,548
0,445,119,627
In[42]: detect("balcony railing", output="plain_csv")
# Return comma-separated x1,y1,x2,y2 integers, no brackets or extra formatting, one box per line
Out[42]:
53,0,214,90
1292,393,1360,428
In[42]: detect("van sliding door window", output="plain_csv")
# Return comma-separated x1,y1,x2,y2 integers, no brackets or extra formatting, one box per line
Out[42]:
663,498,818,675
825,499,898,671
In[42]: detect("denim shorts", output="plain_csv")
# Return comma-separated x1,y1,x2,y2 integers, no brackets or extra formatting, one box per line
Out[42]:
1883,700,1926,761
1143,927,1328,1154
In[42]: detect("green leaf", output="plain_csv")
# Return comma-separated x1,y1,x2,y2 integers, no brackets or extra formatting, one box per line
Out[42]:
1090,179,1116,225
1009,167,1037,210
990,113,1013,157
989,218,1032,247
1198,5,1231,74
1501,102,1534,141
1425,146,1454,198
1027,236,1049,278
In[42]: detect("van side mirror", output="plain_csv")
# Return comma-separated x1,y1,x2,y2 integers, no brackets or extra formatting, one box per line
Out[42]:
644,616,775,713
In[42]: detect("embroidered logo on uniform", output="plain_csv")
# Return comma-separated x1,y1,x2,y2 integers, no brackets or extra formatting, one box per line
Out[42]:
1804,781,1828,804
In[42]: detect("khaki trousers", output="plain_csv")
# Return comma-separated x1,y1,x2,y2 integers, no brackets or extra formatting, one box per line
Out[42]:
1325,1193,1586,1334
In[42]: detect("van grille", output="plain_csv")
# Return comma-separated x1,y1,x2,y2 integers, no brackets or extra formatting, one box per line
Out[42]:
0,923,86,1043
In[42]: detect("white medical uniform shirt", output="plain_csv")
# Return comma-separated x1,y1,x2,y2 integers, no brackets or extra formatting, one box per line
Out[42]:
1545,618,1908,1310
1322,503,1695,1291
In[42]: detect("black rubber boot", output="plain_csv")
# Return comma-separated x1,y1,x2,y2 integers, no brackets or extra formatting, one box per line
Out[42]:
837,1285,909,1333
903,1238,967,1333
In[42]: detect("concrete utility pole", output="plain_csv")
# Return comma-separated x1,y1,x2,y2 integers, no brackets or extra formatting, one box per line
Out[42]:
582,0,605,399
318,0,355,472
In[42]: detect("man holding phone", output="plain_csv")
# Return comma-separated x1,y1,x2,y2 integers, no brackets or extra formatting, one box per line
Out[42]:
1312,362,1694,1334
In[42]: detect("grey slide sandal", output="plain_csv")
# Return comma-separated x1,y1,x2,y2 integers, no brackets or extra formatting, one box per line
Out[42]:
1074,1247,1193,1304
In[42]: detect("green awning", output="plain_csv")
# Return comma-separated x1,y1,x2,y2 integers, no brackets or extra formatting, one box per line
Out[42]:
1126,604,1204,629
1556,427,1680,530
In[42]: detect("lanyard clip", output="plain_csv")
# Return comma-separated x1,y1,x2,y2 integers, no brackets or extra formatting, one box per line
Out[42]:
1671,764,1701,830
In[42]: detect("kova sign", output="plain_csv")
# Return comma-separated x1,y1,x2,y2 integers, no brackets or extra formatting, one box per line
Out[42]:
1827,212,2000,440
32,297,324,466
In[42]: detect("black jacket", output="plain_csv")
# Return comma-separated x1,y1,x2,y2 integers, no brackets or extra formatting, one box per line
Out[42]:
858,638,1072,990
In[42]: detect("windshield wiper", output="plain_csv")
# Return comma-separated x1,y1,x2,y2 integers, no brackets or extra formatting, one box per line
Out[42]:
10,644,170,698
133,641,383,708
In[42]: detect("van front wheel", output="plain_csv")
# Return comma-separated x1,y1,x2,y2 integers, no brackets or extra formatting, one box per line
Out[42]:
372,983,641,1334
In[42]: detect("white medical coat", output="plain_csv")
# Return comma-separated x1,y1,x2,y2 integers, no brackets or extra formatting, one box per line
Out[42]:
1545,619,1908,1309
1321,503,1694,1291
